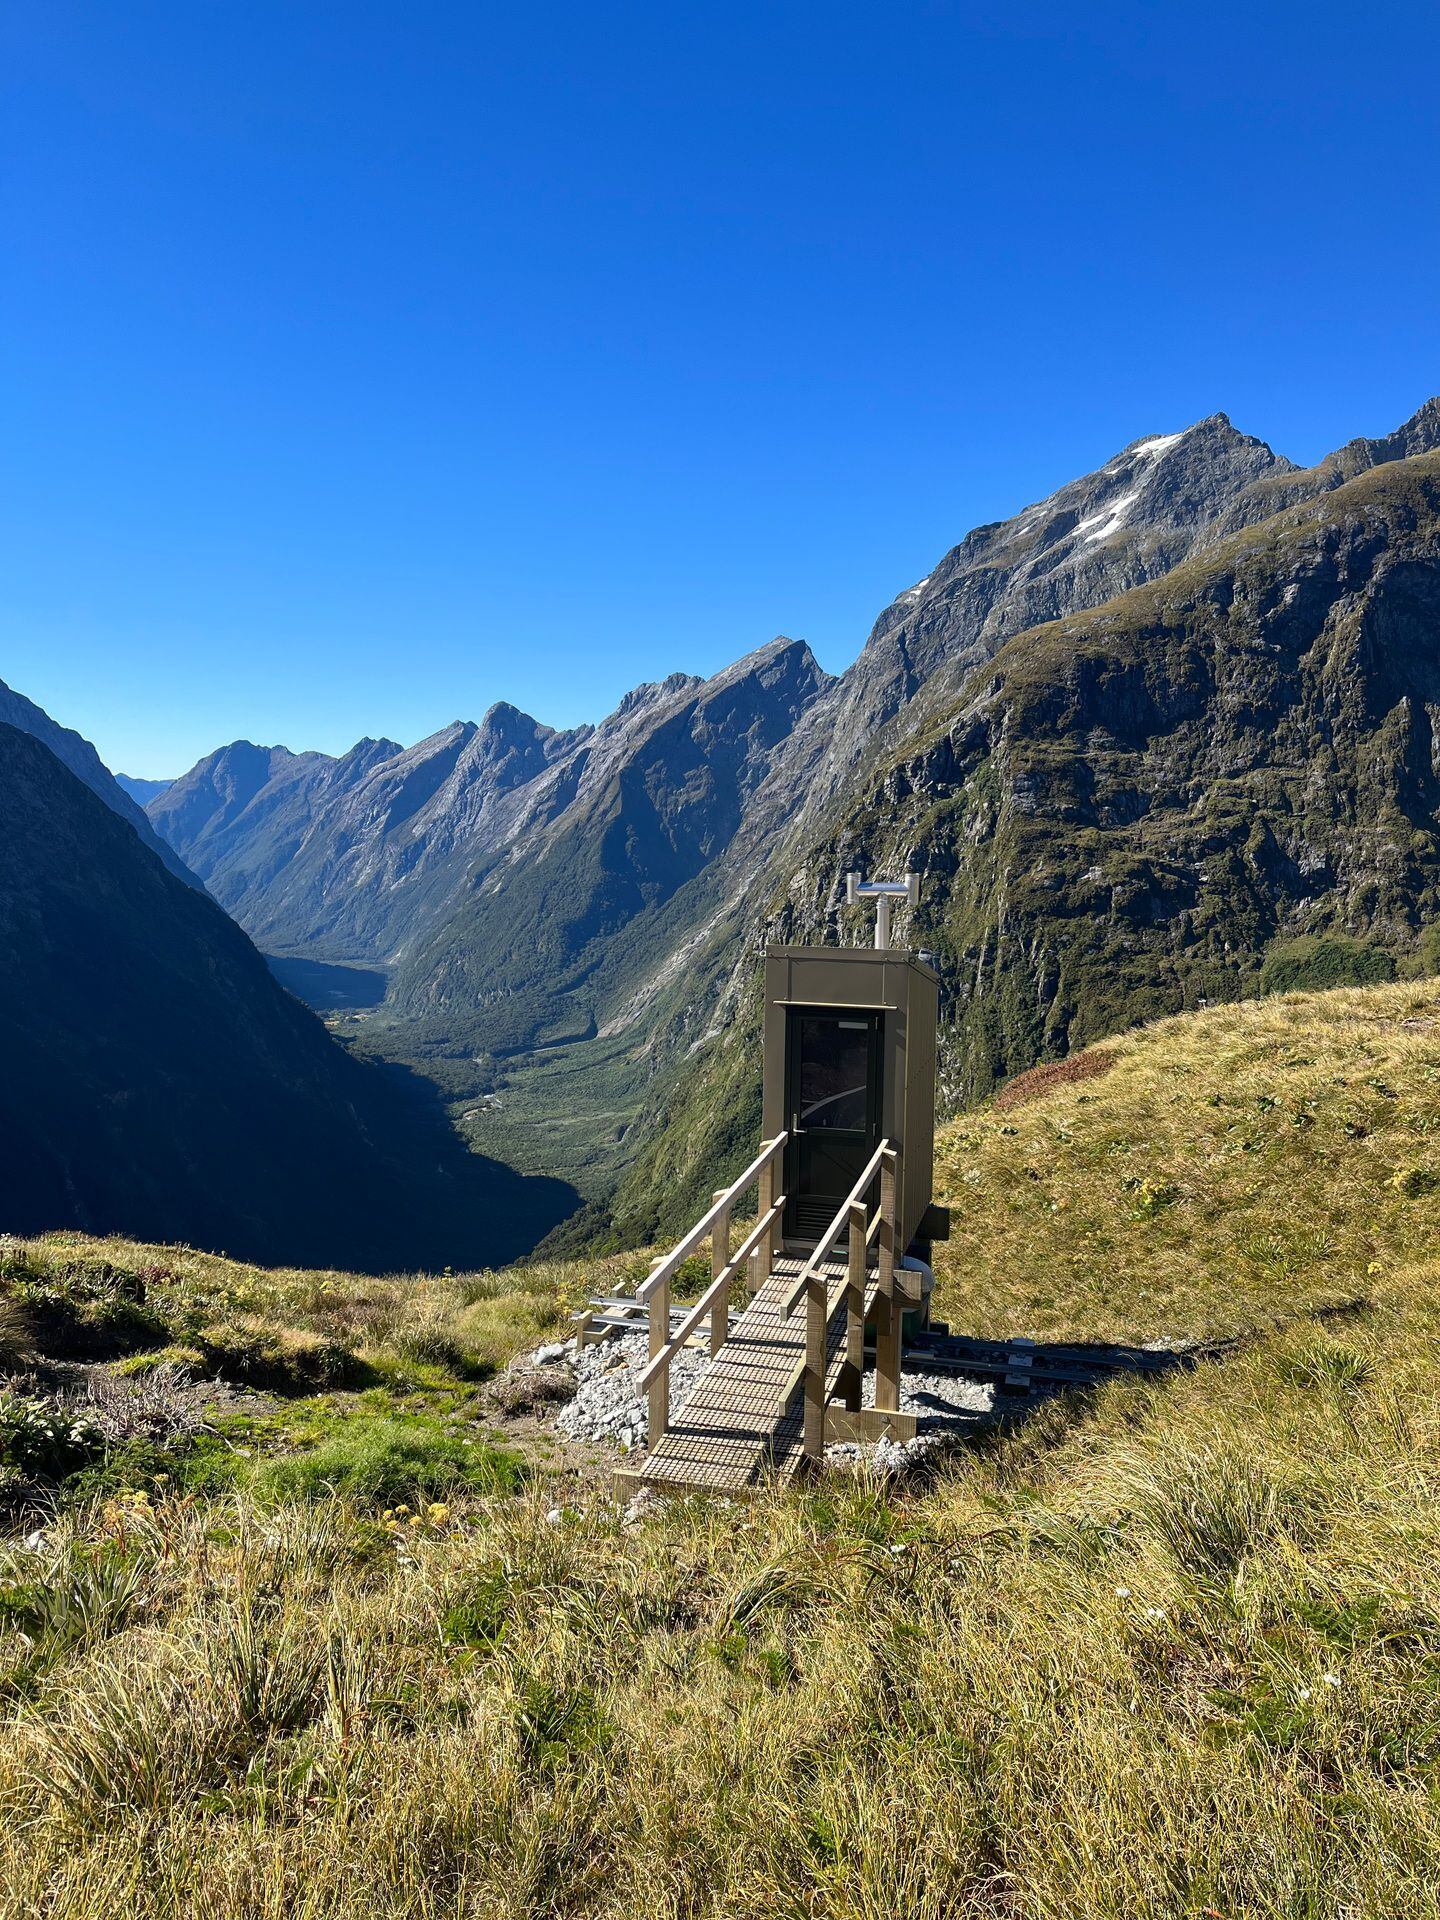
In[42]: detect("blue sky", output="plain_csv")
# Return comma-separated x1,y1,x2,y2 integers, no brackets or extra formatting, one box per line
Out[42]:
4,2,1439,778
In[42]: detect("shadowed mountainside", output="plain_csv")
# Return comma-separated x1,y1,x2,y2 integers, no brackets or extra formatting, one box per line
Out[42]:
0,723,575,1269
0,676,196,887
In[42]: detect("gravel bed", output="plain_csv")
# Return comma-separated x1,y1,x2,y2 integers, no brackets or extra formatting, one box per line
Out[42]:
531,1332,710,1452
824,1362,997,1473
525,1329,995,1467
860,1365,994,1421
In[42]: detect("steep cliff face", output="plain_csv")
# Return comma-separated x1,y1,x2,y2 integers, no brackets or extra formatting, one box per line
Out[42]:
813,453,1440,1099
602,447,1440,1243
0,723,574,1267
135,396,1440,1245
153,638,833,1050
0,676,197,886
708,416,1296,893
388,638,834,1050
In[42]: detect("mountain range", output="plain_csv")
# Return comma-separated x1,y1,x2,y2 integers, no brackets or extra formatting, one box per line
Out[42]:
614,435,1440,1236
7,393,1440,1265
133,397,1440,1242
0,721,573,1269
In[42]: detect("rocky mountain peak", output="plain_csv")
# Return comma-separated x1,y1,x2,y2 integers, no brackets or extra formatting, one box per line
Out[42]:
479,699,538,737
606,672,701,724
344,735,404,760
1334,395,1440,472
699,635,832,707
836,406,1296,746
149,739,315,849
455,701,575,793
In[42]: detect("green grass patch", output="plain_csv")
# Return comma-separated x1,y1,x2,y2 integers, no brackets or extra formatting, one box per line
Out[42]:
252,1407,526,1506
1260,933,1397,994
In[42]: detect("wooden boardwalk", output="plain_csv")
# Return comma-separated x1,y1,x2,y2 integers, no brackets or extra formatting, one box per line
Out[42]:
636,1253,877,1494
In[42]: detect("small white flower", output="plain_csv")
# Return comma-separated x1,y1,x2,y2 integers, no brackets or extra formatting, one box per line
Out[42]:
1323,1672,1342,1688
1114,1586,1131,1599
889,1543,906,1556
1297,1687,1311,1700
1145,1606,1167,1621
545,1507,563,1525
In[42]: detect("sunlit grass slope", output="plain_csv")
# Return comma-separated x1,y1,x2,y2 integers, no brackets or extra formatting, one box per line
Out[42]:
3,982,1440,1915
932,978,1440,1344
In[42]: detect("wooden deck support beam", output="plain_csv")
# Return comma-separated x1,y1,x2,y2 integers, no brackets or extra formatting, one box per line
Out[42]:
710,1190,731,1356
874,1146,902,1413
647,1273,671,1442
803,1270,827,1460
824,1406,918,1445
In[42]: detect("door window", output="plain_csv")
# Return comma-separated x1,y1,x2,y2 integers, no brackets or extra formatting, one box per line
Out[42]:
796,1015,871,1131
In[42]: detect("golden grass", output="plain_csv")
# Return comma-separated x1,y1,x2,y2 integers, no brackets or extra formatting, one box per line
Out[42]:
4,980,1440,1914
0,1231,652,1382
933,980,1440,1344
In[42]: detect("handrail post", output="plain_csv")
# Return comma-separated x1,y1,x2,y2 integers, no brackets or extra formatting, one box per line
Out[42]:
710,1190,731,1355
647,1274,670,1443
843,1199,866,1412
758,1149,778,1288
875,1146,902,1413
803,1269,826,1462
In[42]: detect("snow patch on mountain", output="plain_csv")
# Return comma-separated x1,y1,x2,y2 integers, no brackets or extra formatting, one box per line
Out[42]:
1130,429,1187,462
1075,489,1140,546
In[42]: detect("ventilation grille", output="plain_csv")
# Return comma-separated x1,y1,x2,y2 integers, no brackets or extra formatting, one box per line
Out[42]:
793,1198,843,1241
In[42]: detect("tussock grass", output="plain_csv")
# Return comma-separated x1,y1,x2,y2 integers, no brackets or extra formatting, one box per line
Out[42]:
934,980,1440,1343
6,1278,1440,1917
0,1235,642,1392
2,981,1440,1911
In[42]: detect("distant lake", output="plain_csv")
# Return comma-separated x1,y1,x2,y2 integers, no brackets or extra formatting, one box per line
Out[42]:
266,955,389,1011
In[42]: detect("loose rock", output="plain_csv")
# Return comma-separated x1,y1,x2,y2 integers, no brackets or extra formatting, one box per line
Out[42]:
524,1331,709,1449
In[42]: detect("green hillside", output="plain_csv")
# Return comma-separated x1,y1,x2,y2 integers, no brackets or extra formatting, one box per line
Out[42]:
608,450,1440,1246
4,980,1440,1914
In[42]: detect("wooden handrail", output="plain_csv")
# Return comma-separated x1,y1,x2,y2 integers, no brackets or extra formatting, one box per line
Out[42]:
778,1139,894,1320
637,1133,788,1303
636,1198,786,1390
777,1217,871,1403
641,1131,788,1444
797,1142,901,1459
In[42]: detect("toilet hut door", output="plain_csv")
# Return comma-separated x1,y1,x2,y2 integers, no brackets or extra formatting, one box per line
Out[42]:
783,1009,882,1243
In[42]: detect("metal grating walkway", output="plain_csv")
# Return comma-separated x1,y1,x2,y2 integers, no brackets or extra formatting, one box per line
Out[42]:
636,1253,878,1494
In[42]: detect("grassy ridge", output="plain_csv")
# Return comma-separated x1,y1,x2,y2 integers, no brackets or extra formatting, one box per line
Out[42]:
4,982,1440,1913
929,979,1440,1345
611,451,1440,1245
